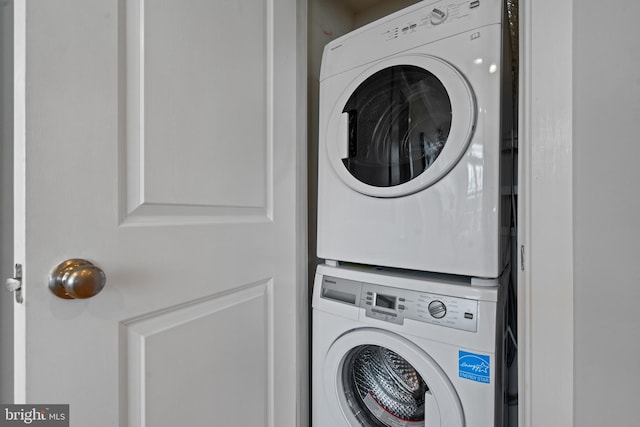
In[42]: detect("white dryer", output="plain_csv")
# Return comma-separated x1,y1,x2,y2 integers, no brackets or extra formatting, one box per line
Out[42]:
317,0,514,278
312,264,505,427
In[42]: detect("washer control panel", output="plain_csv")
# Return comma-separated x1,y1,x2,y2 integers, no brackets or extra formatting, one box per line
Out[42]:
320,275,478,332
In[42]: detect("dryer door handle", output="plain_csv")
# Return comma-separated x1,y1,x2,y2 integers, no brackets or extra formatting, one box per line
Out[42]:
339,111,358,160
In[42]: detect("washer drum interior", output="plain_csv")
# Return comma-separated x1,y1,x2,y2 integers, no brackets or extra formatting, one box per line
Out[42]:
343,345,428,426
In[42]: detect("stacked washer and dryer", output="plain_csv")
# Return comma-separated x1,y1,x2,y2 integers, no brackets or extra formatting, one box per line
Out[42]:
312,0,516,426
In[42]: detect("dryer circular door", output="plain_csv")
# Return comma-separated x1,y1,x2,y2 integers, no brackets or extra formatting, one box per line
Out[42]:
323,328,464,427
325,54,476,197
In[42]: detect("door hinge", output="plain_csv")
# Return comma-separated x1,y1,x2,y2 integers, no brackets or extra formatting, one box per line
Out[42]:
520,245,525,271
5,263,24,304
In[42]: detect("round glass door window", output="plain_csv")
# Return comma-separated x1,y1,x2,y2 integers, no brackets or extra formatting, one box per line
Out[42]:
341,65,452,188
342,345,428,426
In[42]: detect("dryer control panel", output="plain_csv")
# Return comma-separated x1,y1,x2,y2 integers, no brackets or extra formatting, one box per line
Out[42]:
379,0,484,42
320,275,478,332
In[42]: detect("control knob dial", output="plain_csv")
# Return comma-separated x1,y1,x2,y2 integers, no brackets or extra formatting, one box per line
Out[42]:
430,8,447,25
428,300,447,319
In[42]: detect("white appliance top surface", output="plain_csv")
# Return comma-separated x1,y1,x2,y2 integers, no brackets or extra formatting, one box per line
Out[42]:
315,263,500,302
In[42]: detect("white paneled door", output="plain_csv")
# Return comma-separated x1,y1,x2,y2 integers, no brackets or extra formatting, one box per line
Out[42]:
12,0,306,426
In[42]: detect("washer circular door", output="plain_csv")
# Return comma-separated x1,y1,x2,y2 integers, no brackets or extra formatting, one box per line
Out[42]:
326,54,476,197
323,328,464,427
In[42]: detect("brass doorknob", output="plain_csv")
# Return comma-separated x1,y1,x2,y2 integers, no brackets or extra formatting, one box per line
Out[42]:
48,259,106,299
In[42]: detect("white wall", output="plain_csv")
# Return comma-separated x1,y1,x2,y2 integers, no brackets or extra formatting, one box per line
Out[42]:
524,0,640,425
519,0,574,425
0,0,14,404
352,0,417,28
573,0,640,425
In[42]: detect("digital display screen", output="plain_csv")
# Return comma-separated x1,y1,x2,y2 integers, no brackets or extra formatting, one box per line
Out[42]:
375,293,396,309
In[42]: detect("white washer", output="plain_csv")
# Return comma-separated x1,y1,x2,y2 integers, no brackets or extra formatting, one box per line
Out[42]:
317,0,514,278
312,264,505,427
